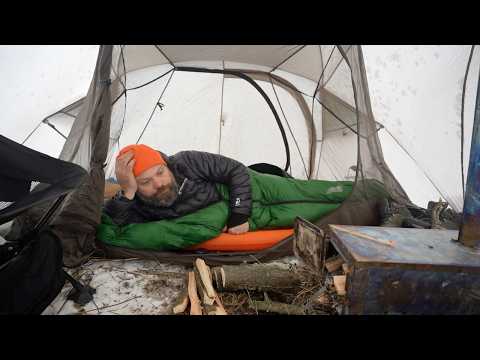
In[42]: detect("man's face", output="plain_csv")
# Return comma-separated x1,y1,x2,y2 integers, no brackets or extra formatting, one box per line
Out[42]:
135,164,179,207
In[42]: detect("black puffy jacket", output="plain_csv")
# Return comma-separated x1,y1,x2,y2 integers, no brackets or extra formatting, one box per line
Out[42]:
103,150,252,228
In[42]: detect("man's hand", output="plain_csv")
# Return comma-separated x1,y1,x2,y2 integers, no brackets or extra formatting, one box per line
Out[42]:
115,151,137,199
225,222,249,235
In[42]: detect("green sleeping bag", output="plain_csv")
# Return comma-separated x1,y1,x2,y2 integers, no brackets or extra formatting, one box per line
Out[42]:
97,169,354,251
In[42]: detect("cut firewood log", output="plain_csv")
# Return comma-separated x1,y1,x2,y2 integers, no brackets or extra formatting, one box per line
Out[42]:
200,286,215,306
187,271,202,315
195,258,216,299
325,256,344,273
212,267,226,289
211,263,303,292
333,275,346,296
194,267,215,306
172,288,189,314
248,300,306,315
193,275,227,314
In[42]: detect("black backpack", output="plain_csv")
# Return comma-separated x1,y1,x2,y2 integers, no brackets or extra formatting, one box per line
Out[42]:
0,229,65,314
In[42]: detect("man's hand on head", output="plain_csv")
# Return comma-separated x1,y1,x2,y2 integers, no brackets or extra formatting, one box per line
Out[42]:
115,151,138,200
226,222,249,235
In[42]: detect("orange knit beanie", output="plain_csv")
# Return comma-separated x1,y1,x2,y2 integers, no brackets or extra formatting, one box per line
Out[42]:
118,144,166,177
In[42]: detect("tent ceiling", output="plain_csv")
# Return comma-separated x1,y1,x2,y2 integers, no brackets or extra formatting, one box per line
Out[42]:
122,45,325,83
158,45,303,68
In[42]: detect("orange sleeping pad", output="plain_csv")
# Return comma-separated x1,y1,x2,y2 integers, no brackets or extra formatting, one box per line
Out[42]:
187,228,294,252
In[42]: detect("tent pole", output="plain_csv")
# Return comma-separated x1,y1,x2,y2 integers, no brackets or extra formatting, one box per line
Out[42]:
459,67,480,248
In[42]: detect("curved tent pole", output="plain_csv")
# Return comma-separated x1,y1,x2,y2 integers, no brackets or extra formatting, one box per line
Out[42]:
227,70,319,178
268,76,309,179
175,66,291,173
226,69,314,178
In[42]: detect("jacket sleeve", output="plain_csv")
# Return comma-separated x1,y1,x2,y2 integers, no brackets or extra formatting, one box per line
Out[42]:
176,151,252,228
103,191,145,226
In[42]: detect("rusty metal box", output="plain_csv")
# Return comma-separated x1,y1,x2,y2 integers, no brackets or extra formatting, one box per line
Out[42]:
294,218,480,314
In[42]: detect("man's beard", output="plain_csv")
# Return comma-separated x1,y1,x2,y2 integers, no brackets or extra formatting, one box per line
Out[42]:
137,179,179,207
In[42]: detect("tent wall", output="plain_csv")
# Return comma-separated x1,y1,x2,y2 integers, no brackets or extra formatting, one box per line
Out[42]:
0,45,98,151
317,109,358,181
51,46,113,266
379,130,443,206
363,45,480,211
337,45,410,205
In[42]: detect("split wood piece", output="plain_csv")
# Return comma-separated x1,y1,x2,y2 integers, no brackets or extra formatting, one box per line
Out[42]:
333,275,346,296
213,294,228,315
211,263,303,292
249,300,306,315
187,271,202,315
325,256,344,273
195,258,216,298
206,304,228,315
212,267,226,289
193,259,227,314
172,288,189,314
342,263,351,275
330,225,395,247
203,304,218,314
207,308,224,315
194,266,215,306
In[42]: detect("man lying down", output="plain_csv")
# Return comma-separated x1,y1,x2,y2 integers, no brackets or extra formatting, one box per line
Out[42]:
97,144,384,251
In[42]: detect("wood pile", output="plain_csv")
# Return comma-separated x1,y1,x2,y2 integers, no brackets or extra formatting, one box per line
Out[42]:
172,259,228,315
170,252,351,315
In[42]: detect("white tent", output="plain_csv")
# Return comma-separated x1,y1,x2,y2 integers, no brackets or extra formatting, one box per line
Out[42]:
0,45,477,212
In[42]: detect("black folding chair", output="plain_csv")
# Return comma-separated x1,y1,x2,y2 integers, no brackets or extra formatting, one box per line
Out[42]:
0,135,95,314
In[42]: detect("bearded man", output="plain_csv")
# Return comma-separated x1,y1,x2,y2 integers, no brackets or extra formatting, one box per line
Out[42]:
103,144,251,235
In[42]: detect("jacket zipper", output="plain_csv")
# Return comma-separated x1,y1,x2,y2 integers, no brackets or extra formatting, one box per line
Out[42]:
177,178,188,196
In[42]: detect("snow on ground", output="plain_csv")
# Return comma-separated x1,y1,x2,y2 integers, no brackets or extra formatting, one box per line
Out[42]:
43,258,188,315
43,256,301,315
